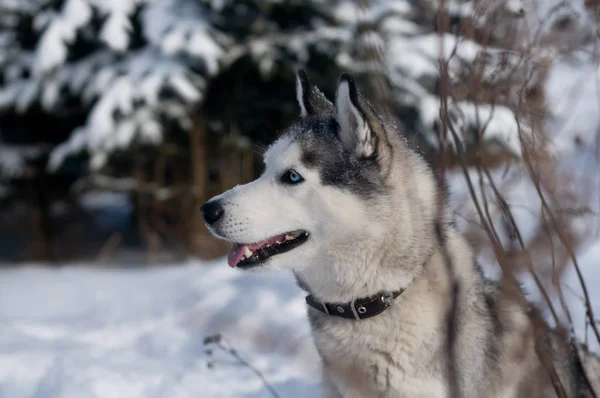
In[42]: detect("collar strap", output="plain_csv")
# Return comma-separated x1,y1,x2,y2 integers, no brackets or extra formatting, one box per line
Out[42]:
305,290,403,320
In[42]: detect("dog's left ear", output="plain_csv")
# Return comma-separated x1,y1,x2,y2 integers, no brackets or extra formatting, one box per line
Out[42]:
335,74,394,171
335,73,379,159
296,69,334,117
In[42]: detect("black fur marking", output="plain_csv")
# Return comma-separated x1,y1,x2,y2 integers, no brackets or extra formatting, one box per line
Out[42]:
570,341,597,397
291,116,387,200
296,69,334,117
481,277,503,378
339,73,358,104
434,220,447,246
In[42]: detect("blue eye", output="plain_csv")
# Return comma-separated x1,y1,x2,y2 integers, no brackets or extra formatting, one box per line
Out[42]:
281,169,304,184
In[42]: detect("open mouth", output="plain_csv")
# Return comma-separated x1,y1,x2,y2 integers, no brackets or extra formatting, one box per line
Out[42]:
227,230,309,269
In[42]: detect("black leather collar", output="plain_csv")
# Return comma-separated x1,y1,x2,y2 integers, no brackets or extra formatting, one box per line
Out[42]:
305,289,404,320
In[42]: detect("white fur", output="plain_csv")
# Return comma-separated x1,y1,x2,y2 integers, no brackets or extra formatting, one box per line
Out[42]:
297,74,308,118
206,135,379,276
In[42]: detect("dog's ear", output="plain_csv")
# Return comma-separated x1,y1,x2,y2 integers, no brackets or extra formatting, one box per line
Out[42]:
335,73,393,168
335,73,378,158
296,69,334,118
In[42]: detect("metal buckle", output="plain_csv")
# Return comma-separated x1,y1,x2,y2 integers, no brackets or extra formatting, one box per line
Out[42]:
381,291,394,307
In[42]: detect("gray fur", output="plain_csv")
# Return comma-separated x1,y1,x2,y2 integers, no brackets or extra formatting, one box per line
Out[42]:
203,70,600,397
293,117,385,199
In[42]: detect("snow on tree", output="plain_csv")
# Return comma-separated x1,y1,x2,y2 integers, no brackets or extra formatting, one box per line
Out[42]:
0,0,226,172
1,0,354,173
0,143,44,180
0,0,571,176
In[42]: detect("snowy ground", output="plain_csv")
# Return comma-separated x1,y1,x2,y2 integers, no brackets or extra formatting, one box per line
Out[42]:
2,245,600,398
0,261,320,398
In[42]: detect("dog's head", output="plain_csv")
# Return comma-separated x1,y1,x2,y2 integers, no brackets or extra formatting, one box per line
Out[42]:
202,71,439,273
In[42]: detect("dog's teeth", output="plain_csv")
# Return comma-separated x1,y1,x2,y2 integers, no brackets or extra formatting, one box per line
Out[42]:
284,235,293,241
244,247,253,257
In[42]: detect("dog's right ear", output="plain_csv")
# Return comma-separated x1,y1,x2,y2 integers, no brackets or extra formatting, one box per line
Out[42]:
296,69,334,117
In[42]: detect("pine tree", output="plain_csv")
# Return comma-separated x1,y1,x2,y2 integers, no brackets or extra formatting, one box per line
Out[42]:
0,0,548,260
0,0,225,259
0,0,223,172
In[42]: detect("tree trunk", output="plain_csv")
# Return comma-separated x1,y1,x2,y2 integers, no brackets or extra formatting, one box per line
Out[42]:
189,113,210,257
149,147,166,259
28,172,54,263
133,151,156,265
220,148,241,193
241,149,254,184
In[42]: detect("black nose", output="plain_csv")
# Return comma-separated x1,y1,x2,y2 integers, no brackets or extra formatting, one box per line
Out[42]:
201,200,224,225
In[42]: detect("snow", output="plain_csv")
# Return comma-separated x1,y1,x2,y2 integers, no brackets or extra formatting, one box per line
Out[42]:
387,32,521,85
41,79,61,111
335,0,413,25
446,14,600,353
100,12,133,52
142,0,224,75
48,129,87,173
169,74,202,103
79,192,131,210
32,0,143,72
380,18,419,36
545,52,600,156
2,0,226,170
0,0,34,13
48,49,202,171
418,95,523,156
527,0,592,33
555,242,600,343
0,148,26,180
505,0,525,15
33,0,93,74
333,1,360,24
0,145,46,180
1,243,600,397
63,52,116,99
0,261,320,398
15,81,40,113
91,0,138,51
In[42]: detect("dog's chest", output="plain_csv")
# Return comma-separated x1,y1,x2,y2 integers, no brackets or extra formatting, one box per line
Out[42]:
312,314,448,397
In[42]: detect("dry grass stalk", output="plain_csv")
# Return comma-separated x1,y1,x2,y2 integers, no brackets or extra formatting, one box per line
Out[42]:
353,0,599,395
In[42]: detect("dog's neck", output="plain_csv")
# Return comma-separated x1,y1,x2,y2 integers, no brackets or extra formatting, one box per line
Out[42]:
296,157,451,304
295,238,432,304
296,229,477,320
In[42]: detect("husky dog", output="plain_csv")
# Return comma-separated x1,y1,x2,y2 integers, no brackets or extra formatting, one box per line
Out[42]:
201,70,599,397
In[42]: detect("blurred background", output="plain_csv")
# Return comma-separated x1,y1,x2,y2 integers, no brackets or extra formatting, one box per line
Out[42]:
3,0,587,266
1,0,600,397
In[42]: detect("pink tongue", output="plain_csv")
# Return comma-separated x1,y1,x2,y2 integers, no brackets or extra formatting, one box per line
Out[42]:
228,244,247,268
227,235,286,268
